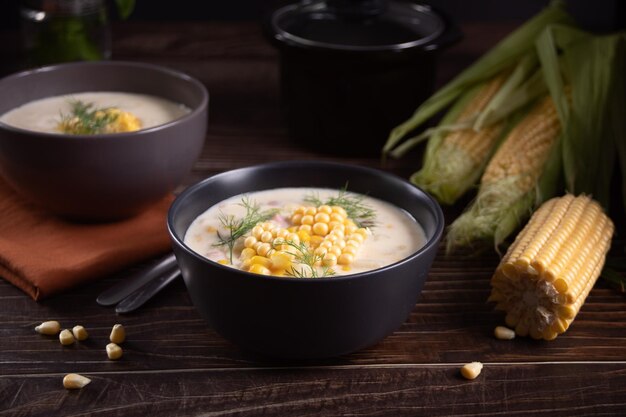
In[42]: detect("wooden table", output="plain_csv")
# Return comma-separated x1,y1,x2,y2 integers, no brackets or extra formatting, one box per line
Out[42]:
1,21,625,417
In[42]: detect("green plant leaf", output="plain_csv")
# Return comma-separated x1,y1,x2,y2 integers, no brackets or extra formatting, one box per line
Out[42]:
115,0,135,19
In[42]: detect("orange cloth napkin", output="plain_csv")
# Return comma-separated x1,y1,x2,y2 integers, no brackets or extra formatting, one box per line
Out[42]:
0,178,174,300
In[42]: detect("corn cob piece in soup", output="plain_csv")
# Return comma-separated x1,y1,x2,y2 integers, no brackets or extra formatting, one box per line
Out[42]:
184,188,427,277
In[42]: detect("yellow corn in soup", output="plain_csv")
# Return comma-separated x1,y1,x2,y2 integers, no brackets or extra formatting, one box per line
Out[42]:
184,187,427,277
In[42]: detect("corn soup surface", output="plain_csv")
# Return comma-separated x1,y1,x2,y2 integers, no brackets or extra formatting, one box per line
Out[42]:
0,91,190,134
184,187,427,277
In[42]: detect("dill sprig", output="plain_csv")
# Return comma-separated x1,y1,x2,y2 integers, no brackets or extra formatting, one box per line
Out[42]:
279,240,335,278
215,197,278,263
58,100,119,135
304,187,377,228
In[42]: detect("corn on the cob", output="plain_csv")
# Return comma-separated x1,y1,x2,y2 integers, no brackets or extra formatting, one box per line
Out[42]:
489,194,614,340
480,94,561,193
446,94,562,252
410,73,509,205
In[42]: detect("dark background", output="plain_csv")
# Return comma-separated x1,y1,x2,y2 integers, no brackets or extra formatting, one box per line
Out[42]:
1,0,624,31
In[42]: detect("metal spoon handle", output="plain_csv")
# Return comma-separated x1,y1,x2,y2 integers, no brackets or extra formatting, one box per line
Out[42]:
115,267,181,314
96,253,178,306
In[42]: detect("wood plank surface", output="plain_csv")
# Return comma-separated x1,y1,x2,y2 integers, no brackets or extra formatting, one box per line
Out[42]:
0,21,625,417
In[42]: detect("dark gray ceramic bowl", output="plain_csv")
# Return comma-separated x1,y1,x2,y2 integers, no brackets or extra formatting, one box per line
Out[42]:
168,161,444,359
0,61,208,220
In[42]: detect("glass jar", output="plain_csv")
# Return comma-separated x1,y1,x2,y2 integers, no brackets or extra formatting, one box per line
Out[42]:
20,0,111,67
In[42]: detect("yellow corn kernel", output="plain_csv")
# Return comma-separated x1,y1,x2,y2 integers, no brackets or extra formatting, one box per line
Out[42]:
489,194,614,340
294,206,306,215
314,247,328,257
318,205,332,214
256,243,272,257
319,241,333,249
494,326,515,340
63,373,91,389
298,224,312,234
325,234,339,243
270,252,292,271
59,329,75,346
342,245,358,256
312,222,329,236
331,206,347,217
71,325,89,341
460,362,483,380
240,247,256,260
106,343,123,360
250,255,272,268
304,207,317,216
110,324,126,344
328,246,342,257
338,253,355,265
291,213,303,225
297,230,311,243
345,224,358,235
287,226,298,233
328,221,344,231
217,259,230,265
330,229,345,239
301,215,314,225
35,320,61,335
251,226,264,239
334,239,346,249
309,235,324,248
287,233,301,245
314,212,330,223
260,231,273,243
276,228,290,239
330,213,346,223
322,253,337,267
244,236,257,248
249,264,271,275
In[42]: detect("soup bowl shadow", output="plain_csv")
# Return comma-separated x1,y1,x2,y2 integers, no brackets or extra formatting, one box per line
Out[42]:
168,161,444,359
0,61,208,221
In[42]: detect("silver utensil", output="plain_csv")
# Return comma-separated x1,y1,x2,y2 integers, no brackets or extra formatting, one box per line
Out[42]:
96,253,178,307
115,267,181,314
97,253,182,313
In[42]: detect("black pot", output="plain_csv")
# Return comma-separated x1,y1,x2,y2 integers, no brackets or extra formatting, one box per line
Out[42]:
264,0,461,156
168,161,444,359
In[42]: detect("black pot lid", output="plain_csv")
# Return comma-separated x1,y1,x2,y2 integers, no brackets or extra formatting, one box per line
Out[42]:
269,0,446,52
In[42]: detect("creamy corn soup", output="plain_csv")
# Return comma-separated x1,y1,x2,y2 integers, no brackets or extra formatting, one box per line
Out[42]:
0,91,190,134
184,187,426,277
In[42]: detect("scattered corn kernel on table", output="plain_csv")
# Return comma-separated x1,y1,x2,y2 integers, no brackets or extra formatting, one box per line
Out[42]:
1,21,625,417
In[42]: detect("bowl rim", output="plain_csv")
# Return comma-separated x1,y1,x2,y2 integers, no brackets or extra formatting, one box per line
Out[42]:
0,60,209,141
168,160,444,283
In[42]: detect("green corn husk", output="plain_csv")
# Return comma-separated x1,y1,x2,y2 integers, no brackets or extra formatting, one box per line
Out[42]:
382,0,573,156
405,85,482,205
537,24,626,210
445,109,564,254
447,25,626,254
404,53,548,205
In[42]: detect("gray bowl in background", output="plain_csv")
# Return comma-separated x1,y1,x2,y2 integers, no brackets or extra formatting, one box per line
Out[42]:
0,61,208,221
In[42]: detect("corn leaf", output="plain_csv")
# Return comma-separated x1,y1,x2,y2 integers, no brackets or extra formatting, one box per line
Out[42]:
537,25,623,209
611,35,626,215
382,0,573,156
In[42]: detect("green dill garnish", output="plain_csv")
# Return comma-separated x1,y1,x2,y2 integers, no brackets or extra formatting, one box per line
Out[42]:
215,197,279,263
279,240,335,278
58,100,119,135
304,186,376,228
